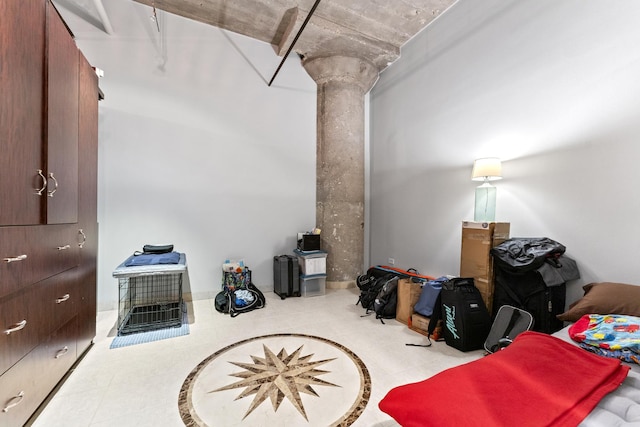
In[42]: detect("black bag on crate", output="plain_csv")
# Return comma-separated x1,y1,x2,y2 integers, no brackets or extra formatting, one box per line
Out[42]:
439,277,492,352
133,244,174,255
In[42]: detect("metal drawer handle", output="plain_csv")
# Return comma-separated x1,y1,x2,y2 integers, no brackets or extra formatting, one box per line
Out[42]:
2,391,25,413
55,346,69,359
56,294,70,304
57,244,71,251
47,172,58,197
3,254,27,263
78,228,86,248
3,320,27,335
35,169,47,195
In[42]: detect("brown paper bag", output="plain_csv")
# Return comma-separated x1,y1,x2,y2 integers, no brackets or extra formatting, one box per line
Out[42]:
395,278,423,324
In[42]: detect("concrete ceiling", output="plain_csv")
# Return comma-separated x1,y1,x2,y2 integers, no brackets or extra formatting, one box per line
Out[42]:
131,0,457,71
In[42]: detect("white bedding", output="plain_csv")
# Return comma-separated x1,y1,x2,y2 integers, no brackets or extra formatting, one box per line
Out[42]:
553,326,640,426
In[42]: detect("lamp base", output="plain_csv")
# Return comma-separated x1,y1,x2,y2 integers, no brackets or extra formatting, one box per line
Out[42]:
474,183,496,222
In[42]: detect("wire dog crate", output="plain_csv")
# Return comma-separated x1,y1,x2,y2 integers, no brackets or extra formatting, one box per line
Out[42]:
113,253,187,335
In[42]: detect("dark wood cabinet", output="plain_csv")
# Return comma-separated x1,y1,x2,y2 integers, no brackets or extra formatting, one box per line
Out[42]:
0,0,79,227
0,0,46,226
76,52,99,354
0,1,98,424
46,3,79,225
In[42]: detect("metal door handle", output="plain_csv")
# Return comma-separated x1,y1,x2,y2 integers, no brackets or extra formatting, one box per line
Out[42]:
47,172,58,197
55,346,69,359
2,391,25,413
57,244,71,251
56,294,70,304
78,228,86,248
3,254,27,263
3,320,27,335
35,169,47,195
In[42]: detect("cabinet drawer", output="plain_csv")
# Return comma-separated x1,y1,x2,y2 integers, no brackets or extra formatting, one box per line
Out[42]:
0,225,79,299
0,317,78,427
0,227,36,298
40,316,78,386
0,284,49,376
45,269,79,333
36,224,80,283
0,344,45,427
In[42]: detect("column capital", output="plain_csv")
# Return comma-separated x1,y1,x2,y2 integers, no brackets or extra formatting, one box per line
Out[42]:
302,55,379,94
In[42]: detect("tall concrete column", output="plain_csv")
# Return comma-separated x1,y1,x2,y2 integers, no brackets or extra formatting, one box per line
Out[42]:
302,55,378,288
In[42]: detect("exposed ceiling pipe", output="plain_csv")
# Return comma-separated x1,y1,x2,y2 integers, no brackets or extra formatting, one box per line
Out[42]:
268,0,322,86
93,0,114,35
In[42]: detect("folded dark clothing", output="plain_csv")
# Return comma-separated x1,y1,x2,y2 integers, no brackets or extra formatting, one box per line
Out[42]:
124,251,181,266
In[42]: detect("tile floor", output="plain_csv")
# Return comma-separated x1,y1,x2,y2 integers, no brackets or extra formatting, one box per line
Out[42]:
31,288,483,427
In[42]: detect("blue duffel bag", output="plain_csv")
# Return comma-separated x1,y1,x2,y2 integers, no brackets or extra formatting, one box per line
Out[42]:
413,276,448,317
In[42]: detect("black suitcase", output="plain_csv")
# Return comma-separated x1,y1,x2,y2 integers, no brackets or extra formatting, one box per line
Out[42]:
273,255,300,299
490,238,579,334
440,277,492,352
492,265,566,334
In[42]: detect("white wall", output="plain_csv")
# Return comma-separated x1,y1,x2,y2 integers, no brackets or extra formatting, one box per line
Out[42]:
58,1,317,310
369,0,640,306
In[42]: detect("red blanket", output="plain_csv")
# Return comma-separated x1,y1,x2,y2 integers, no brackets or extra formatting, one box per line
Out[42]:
379,331,629,427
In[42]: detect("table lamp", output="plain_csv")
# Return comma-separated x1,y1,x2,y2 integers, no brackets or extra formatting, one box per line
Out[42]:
472,157,502,222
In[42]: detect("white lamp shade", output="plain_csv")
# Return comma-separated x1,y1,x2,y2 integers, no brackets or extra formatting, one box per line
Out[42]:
472,158,502,181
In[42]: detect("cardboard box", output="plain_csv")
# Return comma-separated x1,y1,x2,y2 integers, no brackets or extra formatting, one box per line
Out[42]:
409,313,443,339
395,278,423,325
410,312,431,332
460,221,510,314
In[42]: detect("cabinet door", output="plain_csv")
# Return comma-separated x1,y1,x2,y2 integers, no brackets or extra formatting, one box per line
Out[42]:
45,1,79,224
0,0,46,226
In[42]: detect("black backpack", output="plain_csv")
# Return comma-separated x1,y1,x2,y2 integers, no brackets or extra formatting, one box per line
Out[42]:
357,273,399,323
372,276,399,322
356,272,390,309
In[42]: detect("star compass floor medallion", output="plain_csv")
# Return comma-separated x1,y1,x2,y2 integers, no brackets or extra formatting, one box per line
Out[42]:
179,333,371,426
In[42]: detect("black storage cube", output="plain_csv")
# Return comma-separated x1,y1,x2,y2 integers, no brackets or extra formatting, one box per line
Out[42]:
297,234,321,251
